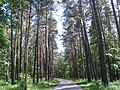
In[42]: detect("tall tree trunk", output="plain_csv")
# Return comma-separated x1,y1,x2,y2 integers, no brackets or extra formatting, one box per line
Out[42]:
78,0,97,81
74,47,79,79
51,41,54,79
16,25,19,81
48,30,52,79
36,4,39,83
24,1,31,89
14,26,17,80
78,33,84,79
45,5,49,81
24,21,28,90
33,37,36,83
40,31,44,80
80,19,91,82
20,0,23,76
6,64,8,82
96,0,114,82
48,36,50,79
111,0,120,41
103,0,115,81
11,6,15,85
92,0,108,85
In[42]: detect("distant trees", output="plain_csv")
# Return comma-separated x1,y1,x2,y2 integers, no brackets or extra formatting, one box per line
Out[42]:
0,0,58,89
62,0,120,85
0,0,120,89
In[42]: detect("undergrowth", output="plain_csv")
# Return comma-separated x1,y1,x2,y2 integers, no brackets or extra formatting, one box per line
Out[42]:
75,79,120,90
0,78,60,90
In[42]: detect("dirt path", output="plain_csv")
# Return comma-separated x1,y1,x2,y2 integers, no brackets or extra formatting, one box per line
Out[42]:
54,80,83,90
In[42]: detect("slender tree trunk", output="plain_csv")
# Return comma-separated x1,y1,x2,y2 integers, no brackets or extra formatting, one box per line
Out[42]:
82,3,96,80
6,64,8,81
74,47,79,79
80,19,91,82
111,0,120,41
24,2,31,89
51,41,54,79
92,0,108,85
11,7,15,85
45,5,49,81
20,0,23,76
102,0,115,81
14,23,18,80
40,31,44,80
16,25,19,81
90,0,100,80
48,31,51,79
78,33,84,79
36,4,39,83
24,21,28,90
78,0,97,81
39,45,42,80
33,38,36,83
48,38,50,79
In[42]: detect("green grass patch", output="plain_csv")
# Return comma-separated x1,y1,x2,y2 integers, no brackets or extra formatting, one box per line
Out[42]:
75,79,120,90
0,79,60,90
28,79,60,90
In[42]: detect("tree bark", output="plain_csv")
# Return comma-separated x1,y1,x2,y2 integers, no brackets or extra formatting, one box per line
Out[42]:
11,6,15,85
36,3,39,83
20,0,23,76
92,0,108,85
111,0,120,41
24,1,31,89
45,5,49,81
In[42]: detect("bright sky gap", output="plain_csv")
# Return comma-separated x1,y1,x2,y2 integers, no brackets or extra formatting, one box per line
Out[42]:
54,0,65,52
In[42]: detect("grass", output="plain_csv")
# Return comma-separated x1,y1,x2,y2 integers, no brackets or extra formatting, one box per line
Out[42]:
74,79,120,90
1,78,120,90
28,79,60,90
0,78,60,90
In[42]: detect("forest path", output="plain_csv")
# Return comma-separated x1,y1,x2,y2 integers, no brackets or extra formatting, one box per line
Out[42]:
54,79,83,90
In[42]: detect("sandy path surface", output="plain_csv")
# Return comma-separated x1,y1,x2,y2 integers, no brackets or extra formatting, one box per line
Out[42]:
54,80,83,90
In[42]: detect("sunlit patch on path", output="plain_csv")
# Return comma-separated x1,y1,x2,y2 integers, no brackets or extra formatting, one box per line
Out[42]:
54,80,83,90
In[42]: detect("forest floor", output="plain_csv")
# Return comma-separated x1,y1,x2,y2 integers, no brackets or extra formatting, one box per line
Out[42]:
74,79,120,90
0,78,60,90
0,79,120,90
54,79,83,90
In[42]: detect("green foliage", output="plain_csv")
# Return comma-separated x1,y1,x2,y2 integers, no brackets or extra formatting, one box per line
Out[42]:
0,20,9,49
75,79,120,90
74,79,104,90
0,4,10,80
28,79,59,90
106,48,120,70
0,78,60,90
105,80,120,90
0,0,4,5
0,48,10,80
54,53,69,78
17,73,25,89
0,4,9,48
